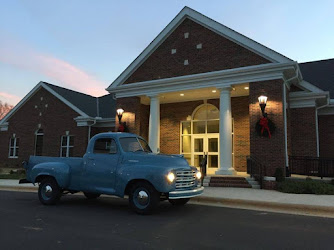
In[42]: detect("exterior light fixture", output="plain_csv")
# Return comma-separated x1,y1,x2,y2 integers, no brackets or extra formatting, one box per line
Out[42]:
244,86,249,90
116,108,124,122
180,93,184,96
258,95,268,115
212,90,217,93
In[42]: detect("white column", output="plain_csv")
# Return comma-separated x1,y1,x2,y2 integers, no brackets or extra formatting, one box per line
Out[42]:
148,95,160,153
215,87,236,175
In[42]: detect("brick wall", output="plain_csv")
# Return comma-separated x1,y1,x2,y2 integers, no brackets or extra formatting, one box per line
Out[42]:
319,115,334,157
124,18,270,84
160,100,203,154
116,97,142,134
0,87,88,168
231,96,250,172
249,80,285,176
290,108,317,157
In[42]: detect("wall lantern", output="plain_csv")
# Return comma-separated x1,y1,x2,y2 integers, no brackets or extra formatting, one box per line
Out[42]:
116,108,124,122
258,95,268,115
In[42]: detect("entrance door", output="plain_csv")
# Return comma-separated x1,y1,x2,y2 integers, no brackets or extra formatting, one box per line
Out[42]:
192,134,219,175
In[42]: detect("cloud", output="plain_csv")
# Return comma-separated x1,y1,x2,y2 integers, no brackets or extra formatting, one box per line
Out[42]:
0,36,108,100
0,92,21,105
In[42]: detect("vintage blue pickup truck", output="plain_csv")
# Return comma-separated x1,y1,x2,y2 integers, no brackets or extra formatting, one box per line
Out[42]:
20,132,204,214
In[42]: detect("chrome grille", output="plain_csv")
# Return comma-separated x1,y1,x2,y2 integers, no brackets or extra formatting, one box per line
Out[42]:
175,170,196,189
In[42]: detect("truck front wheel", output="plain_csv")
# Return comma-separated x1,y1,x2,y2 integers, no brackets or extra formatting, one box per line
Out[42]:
38,177,62,205
129,182,160,215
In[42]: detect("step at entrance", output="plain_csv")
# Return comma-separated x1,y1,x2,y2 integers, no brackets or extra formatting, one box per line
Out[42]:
203,176,260,188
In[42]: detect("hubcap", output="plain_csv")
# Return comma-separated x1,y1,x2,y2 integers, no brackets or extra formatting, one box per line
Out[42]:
136,190,149,206
43,184,53,198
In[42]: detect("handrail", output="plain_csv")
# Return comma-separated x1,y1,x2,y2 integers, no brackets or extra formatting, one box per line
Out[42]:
247,155,267,188
289,155,334,178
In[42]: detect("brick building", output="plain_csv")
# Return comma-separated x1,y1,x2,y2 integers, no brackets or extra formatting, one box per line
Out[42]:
1,7,333,183
107,7,334,179
0,81,115,168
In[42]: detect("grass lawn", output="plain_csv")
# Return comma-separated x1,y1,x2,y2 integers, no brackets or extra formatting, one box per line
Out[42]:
0,173,26,180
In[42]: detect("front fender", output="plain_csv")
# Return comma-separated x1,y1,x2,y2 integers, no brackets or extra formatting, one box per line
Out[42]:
29,162,71,188
115,164,173,197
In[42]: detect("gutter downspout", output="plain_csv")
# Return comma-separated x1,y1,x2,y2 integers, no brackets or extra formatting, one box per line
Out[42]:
283,65,300,172
88,119,98,141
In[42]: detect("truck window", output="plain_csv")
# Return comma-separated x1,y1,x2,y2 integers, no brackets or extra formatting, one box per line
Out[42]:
93,138,117,154
119,137,152,153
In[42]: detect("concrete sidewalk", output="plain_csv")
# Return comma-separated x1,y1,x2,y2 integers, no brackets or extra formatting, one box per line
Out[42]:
1,179,334,217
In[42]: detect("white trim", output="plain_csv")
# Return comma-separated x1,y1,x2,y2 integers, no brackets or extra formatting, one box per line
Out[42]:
0,82,90,127
298,80,325,93
60,134,74,157
111,62,296,98
263,176,276,181
107,7,291,90
74,116,115,127
289,91,329,108
0,122,8,131
8,135,19,158
317,105,334,115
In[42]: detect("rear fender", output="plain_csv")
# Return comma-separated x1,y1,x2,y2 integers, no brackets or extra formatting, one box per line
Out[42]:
30,162,71,188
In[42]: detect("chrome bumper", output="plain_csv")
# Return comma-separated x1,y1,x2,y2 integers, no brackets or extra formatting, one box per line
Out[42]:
168,186,204,199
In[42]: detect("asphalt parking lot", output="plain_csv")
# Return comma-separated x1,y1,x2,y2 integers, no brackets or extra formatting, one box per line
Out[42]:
0,190,334,250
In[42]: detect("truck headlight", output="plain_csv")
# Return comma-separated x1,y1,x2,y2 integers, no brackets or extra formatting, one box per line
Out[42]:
196,171,202,180
167,172,175,183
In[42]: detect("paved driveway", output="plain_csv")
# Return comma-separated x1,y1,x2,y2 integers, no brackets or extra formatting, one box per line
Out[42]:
0,190,333,250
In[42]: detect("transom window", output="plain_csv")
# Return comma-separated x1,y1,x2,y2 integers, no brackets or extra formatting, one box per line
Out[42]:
60,135,74,157
9,134,19,158
94,138,117,154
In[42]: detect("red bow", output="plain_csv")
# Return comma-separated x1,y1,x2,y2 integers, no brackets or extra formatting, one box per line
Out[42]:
259,117,271,138
118,124,125,132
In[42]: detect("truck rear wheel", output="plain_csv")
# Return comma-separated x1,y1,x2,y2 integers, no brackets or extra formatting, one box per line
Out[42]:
84,192,101,199
129,182,160,215
38,177,62,205
169,198,190,206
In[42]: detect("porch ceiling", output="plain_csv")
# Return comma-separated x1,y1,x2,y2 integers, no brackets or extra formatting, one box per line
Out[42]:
140,83,249,104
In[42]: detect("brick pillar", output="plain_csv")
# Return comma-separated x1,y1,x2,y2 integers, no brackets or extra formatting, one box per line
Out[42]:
249,79,286,176
116,97,141,134
290,107,317,157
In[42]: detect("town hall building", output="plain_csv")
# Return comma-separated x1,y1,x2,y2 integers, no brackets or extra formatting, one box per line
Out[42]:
1,7,333,187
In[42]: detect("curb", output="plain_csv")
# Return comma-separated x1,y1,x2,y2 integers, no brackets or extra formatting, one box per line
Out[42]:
192,196,334,217
1,185,334,217
0,185,38,192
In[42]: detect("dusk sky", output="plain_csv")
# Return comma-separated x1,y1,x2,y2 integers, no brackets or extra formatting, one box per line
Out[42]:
1,0,333,106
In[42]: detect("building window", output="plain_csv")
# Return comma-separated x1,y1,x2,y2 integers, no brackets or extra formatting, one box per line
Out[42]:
34,129,44,156
9,135,19,158
60,135,74,157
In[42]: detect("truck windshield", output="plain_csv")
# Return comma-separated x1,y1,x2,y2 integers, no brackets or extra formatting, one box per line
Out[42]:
119,137,152,153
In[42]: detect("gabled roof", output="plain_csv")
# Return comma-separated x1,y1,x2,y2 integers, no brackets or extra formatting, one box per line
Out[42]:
107,6,291,90
299,59,334,98
0,81,115,125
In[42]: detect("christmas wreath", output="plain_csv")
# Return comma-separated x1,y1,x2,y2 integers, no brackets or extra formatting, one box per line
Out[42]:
255,115,275,138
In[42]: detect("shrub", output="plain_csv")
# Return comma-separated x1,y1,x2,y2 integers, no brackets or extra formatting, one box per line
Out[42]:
277,179,334,195
274,168,285,182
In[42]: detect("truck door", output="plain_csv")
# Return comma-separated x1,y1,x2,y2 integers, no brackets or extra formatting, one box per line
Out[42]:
83,137,119,194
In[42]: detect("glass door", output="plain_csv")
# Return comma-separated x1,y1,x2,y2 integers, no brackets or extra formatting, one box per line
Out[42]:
206,135,219,175
192,134,219,175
